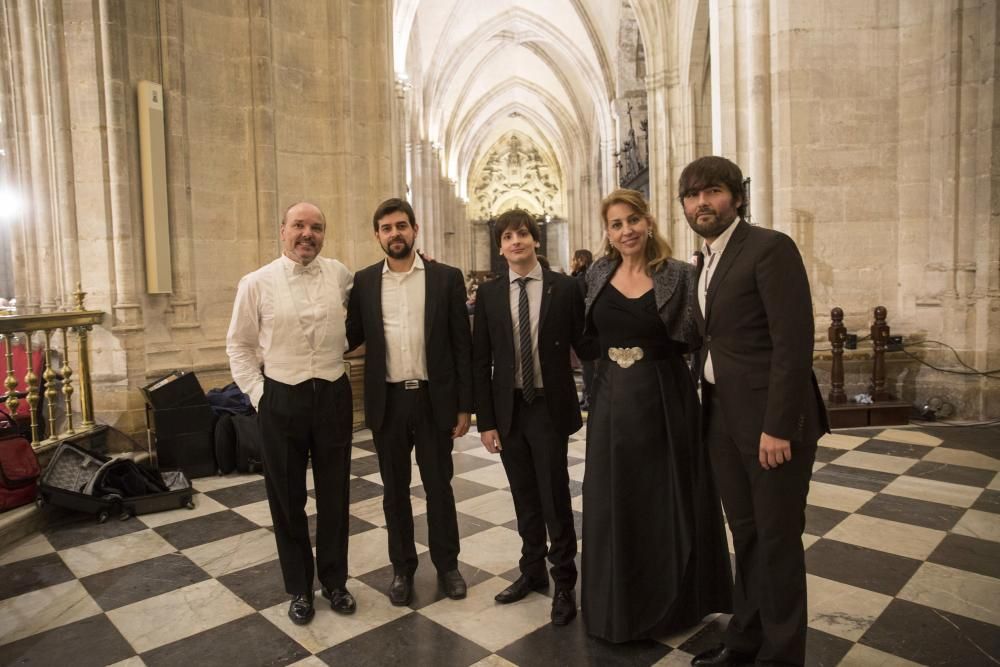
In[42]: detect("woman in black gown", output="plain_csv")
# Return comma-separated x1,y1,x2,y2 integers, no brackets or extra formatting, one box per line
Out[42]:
582,189,732,643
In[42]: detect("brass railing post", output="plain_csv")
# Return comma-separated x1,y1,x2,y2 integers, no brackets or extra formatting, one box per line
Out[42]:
76,325,95,428
43,330,58,439
61,328,75,435
24,331,40,445
2,335,18,416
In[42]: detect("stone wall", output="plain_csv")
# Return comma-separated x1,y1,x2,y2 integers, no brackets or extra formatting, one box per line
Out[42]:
1,0,396,434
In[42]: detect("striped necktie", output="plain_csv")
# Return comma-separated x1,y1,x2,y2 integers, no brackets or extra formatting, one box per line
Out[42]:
515,277,535,403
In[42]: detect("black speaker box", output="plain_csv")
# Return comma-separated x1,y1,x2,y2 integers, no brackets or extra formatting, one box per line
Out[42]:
155,431,218,479
142,371,209,410
145,404,216,439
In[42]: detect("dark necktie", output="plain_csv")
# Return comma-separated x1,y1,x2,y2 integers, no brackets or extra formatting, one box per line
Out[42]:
515,277,535,403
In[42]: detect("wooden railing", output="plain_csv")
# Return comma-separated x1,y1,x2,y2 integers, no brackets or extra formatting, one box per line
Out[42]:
0,286,104,450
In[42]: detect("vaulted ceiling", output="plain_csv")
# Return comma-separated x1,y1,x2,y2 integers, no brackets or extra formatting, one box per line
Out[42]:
394,0,637,205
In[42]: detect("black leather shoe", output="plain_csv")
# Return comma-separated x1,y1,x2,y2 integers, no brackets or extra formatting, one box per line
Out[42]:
388,574,413,606
691,644,755,666
550,589,577,625
438,569,467,599
321,586,357,615
494,575,549,604
287,593,315,625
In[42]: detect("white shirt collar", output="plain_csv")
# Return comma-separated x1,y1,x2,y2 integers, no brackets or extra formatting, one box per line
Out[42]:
281,254,321,276
382,252,425,276
703,218,742,258
508,261,543,284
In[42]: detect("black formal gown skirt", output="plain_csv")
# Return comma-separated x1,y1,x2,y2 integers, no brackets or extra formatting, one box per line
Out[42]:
582,355,733,643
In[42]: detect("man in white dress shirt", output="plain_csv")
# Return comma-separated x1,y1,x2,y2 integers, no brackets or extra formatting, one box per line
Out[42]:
227,202,357,626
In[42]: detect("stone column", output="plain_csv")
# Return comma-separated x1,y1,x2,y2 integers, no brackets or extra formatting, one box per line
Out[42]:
98,0,142,330
41,0,82,308
13,1,57,311
158,0,198,329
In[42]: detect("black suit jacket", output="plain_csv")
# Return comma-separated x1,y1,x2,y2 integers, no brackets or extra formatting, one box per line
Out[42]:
346,259,473,432
696,221,829,452
472,268,590,438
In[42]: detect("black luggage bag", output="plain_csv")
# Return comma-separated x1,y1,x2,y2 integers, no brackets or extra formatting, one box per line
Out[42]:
37,442,195,523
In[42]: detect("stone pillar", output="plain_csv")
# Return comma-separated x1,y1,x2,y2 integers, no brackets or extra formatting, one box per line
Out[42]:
41,0,82,309
98,0,142,331
158,0,198,329
13,1,58,312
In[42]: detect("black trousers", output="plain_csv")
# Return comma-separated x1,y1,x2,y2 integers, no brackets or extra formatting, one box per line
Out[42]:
500,394,577,589
259,375,352,596
373,383,460,576
703,384,815,666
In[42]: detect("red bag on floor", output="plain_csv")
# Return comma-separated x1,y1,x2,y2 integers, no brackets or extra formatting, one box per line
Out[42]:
0,413,40,511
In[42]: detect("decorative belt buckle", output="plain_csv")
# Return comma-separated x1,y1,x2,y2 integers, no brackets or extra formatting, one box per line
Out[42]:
403,379,421,390
608,346,644,369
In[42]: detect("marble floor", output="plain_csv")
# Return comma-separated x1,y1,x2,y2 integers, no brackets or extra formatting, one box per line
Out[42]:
0,423,998,666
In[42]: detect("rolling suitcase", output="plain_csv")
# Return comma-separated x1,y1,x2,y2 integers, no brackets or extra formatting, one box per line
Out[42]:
37,441,195,523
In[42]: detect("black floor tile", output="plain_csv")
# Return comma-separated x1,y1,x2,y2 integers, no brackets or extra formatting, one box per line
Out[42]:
566,455,585,467
803,505,849,537
568,479,583,497
810,464,896,492
805,539,921,596
154,509,260,550
917,426,1000,459
204,479,268,508
0,613,135,667
350,453,382,477
42,510,147,551
804,627,854,667
855,438,934,460
355,550,494,611
141,613,309,667
0,552,76,602
971,488,1000,514
813,446,846,464
350,477,386,503
316,611,489,666
216,558,288,610
80,552,210,611
857,493,965,531
450,452,496,474
927,533,1000,580
500,617,672,667
860,598,1000,665
677,614,730,656
904,459,996,488
353,438,377,453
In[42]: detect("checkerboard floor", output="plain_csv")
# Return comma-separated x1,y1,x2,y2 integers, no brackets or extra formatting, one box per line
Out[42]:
1,424,998,666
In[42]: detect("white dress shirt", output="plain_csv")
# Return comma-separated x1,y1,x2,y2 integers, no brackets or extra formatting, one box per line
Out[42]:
509,262,544,389
698,219,741,384
382,253,428,382
226,254,353,408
